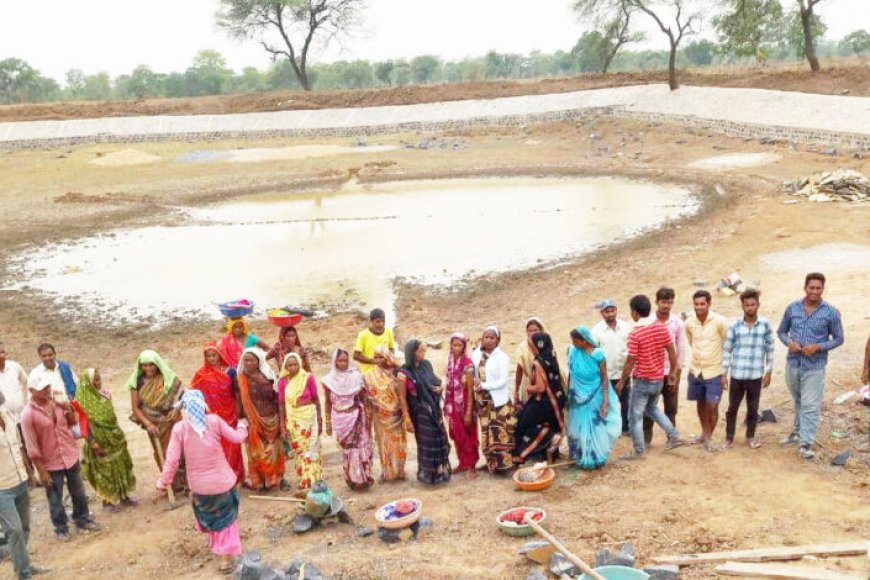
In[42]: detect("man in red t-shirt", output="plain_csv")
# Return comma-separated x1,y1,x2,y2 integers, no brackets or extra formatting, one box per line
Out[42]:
617,295,685,459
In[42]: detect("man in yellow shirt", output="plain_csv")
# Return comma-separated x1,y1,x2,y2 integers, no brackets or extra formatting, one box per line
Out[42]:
353,309,395,375
685,290,730,452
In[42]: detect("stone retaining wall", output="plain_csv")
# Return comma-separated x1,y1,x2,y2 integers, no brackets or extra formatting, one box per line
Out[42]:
1,105,868,151
609,109,870,149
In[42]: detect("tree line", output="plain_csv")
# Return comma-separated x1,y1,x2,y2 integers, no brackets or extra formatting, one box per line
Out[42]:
1,0,868,104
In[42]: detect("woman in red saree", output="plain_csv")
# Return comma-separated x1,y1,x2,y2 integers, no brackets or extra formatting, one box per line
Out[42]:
190,342,245,484
218,318,268,369
236,348,285,491
444,333,479,476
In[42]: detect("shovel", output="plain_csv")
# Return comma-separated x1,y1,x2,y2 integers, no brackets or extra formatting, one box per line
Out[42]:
151,435,183,511
524,514,605,580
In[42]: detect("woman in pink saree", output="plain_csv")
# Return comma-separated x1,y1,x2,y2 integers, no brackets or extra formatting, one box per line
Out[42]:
322,349,374,490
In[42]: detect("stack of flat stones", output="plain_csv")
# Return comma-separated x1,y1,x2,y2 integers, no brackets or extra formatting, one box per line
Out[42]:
783,169,870,203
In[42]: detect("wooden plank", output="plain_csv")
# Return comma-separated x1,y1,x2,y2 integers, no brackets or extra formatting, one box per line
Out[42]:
716,561,866,580
653,541,869,566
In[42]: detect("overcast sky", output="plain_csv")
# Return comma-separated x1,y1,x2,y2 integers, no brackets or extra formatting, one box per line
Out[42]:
1,0,868,81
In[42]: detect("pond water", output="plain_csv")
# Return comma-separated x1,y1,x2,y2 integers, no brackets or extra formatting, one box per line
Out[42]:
687,152,781,169
175,144,397,164
8,176,699,323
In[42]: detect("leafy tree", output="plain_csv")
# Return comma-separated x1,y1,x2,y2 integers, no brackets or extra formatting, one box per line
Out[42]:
0,58,36,103
81,72,112,100
574,0,698,90
795,0,825,71
410,55,441,84
786,5,826,65
682,39,714,65
65,69,86,99
392,60,412,86
713,0,784,63
373,60,395,86
572,32,610,72
124,65,163,98
233,66,269,92
599,4,645,72
217,0,365,91
841,29,870,56
185,50,233,95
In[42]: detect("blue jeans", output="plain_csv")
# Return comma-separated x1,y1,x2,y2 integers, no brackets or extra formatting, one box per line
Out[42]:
630,378,680,454
785,365,825,447
0,481,30,579
45,461,91,534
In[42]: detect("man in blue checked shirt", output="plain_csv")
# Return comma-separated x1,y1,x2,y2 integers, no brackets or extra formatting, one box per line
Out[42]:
723,288,774,450
777,272,844,460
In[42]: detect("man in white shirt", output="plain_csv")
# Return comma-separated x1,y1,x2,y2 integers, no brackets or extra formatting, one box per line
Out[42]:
592,299,633,434
28,344,76,405
0,344,35,485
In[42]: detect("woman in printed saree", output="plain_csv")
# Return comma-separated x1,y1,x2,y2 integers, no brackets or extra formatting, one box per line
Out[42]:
513,332,567,465
399,340,452,485
444,333,479,476
128,349,186,492
471,326,517,475
157,390,248,574
276,352,322,493
514,317,546,407
266,326,311,373
218,318,268,369
362,345,411,481
323,349,374,490
77,368,136,512
566,326,622,469
191,342,245,485
236,348,285,491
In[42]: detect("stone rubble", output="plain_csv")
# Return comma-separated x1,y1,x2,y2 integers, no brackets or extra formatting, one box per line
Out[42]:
783,169,870,203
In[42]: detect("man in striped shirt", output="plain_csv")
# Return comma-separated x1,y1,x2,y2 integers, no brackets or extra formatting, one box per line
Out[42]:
723,289,774,450
777,272,844,460
617,295,685,459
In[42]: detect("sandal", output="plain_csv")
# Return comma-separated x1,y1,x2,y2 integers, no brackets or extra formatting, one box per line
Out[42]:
704,442,722,453
748,439,763,450
689,435,705,445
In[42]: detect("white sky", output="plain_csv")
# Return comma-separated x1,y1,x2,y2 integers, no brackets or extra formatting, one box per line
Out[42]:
1,0,868,81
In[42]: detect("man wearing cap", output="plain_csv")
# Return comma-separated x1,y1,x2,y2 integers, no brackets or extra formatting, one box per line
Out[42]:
0,388,50,578
592,300,632,434
20,371,99,542
353,309,396,375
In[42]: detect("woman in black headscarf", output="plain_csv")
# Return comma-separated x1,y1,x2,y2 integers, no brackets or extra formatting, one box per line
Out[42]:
512,332,567,465
397,340,452,485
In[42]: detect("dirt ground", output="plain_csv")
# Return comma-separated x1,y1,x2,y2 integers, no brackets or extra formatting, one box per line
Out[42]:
1,116,869,579
0,57,868,123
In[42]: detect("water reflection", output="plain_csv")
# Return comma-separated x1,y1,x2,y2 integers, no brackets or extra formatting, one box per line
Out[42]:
9,177,699,323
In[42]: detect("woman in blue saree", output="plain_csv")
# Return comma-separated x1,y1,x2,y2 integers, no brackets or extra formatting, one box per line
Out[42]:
566,326,622,469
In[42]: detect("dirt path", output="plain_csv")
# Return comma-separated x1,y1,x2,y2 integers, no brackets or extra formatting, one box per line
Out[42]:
0,58,867,124
0,118,869,579
3,84,869,147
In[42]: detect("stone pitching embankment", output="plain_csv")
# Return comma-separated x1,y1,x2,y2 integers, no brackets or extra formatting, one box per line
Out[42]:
0,105,868,151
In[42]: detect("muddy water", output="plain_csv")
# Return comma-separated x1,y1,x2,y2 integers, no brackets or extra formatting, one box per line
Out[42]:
687,152,781,169
175,144,397,164
8,177,699,323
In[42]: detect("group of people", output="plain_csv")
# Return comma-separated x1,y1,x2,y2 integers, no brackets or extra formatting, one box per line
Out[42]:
0,272,853,577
